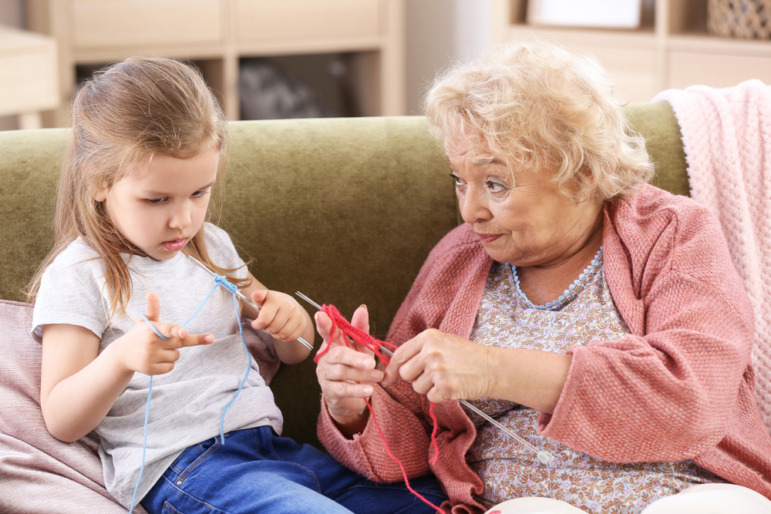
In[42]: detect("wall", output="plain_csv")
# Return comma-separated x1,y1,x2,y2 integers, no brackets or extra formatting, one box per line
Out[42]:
404,0,494,114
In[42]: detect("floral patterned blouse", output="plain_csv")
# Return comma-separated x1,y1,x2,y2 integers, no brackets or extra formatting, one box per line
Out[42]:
466,253,721,513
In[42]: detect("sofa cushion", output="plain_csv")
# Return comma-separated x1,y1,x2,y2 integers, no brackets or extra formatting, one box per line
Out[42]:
0,299,132,513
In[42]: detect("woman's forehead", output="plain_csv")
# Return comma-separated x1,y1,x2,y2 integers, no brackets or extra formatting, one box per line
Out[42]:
444,136,502,166
445,132,487,154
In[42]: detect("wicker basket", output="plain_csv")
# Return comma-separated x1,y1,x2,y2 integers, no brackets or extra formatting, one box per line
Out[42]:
708,0,771,39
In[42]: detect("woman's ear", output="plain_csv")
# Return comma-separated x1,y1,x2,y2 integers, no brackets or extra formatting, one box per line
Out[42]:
574,165,595,204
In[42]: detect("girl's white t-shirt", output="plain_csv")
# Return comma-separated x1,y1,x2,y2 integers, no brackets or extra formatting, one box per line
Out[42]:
32,223,283,508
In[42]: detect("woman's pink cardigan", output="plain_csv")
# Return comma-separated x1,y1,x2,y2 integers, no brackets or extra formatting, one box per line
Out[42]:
317,185,771,513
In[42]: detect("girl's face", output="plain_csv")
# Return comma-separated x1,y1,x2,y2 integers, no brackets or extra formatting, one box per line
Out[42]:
96,146,220,261
446,136,603,268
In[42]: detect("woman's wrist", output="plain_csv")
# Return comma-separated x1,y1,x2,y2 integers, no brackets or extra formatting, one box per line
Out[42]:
328,401,370,438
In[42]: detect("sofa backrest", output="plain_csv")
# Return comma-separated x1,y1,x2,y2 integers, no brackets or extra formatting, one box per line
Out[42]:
0,107,687,446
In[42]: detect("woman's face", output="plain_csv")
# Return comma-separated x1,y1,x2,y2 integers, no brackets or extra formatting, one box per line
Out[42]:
445,136,603,267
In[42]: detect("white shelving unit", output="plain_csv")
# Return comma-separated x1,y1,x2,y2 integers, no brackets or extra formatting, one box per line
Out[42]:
492,0,771,102
26,0,405,127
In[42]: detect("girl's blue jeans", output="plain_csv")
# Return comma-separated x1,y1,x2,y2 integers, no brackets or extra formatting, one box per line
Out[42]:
141,425,448,513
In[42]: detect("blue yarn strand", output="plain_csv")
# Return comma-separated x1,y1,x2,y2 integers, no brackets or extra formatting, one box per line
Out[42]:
182,283,220,327
128,276,251,513
128,313,169,513
218,292,252,444
128,375,153,513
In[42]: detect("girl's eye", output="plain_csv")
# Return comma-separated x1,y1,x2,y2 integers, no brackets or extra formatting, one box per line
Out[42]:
192,189,210,198
145,198,166,205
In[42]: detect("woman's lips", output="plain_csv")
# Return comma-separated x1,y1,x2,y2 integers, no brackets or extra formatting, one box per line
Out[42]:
162,238,187,252
476,233,501,244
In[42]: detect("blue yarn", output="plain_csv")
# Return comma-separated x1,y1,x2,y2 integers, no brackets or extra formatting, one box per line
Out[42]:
218,292,252,445
127,274,252,513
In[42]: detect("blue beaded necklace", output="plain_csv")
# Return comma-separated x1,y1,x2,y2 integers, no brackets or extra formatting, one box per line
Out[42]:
510,246,604,311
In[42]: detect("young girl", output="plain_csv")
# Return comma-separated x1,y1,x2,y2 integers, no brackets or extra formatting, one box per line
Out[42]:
28,57,446,513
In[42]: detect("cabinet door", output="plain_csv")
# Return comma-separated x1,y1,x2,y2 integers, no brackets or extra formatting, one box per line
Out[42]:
234,0,381,43
72,0,224,49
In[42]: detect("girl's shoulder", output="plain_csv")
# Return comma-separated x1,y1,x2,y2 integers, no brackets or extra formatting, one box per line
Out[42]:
200,222,247,277
202,222,234,248
47,238,103,272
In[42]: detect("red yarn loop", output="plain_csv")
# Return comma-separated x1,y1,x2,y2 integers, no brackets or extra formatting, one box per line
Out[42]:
316,304,442,512
314,304,397,364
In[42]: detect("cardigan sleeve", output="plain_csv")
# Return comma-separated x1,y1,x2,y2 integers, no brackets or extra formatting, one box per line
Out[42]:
317,224,478,478
317,381,434,482
316,224,487,511
540,189,759,463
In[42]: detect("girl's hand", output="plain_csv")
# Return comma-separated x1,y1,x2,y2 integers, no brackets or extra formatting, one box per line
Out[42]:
315,305,382,435
382,328,494,403
249,289,308,343
111,292,214,375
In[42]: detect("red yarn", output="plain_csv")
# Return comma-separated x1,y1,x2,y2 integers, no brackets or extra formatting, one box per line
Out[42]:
316,304,442,512
313,304,397,364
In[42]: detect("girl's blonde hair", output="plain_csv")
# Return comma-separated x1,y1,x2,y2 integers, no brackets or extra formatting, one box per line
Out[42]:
424,40,653,201
28,56,245,317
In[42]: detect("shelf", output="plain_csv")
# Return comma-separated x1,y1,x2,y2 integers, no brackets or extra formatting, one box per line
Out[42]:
668,33,771,55
25,0,406,127
501,24,657,46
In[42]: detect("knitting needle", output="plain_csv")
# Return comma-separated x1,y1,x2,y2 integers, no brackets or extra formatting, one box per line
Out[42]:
294,291,554,465
185,255,313,350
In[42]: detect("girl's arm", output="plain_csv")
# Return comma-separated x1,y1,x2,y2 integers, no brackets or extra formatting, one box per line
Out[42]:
241,272,313,365
40,323,131,442
40,292,213,442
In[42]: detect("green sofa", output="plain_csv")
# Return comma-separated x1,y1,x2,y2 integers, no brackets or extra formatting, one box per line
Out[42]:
0,105,687,512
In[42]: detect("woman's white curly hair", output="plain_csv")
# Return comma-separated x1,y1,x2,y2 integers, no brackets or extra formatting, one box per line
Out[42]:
424,40,654,201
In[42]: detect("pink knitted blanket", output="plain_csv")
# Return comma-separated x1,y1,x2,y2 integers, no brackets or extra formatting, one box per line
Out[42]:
654,80,771,433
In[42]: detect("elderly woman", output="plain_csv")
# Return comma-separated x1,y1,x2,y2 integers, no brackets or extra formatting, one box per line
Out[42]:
313,41,771,513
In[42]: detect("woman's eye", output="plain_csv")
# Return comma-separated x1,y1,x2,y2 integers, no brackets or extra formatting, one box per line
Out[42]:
486,180,505,192
449,173,464,186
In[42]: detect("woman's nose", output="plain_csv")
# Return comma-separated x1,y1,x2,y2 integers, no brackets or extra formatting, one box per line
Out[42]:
459,187,491,224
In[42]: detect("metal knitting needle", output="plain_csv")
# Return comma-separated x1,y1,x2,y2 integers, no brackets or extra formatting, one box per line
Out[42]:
294,291,554,465
185,255,313,350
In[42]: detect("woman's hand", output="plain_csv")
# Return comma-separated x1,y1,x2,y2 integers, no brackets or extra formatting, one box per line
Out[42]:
315,305,383,436
383,328,494,403
110,291,214,376
384,329,571,412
